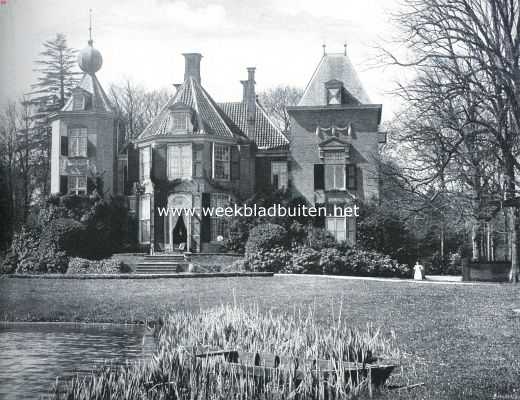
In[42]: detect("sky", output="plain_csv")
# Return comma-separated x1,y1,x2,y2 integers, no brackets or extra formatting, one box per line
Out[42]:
0,0,405,121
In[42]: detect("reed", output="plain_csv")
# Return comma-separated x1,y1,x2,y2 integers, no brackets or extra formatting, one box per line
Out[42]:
52,304,400,399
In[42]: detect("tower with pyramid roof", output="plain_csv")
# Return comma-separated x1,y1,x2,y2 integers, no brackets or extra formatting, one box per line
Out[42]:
49,23,120,197
287,48,387,246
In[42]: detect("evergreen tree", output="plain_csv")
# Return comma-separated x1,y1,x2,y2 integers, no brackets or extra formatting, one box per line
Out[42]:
28,33,80,195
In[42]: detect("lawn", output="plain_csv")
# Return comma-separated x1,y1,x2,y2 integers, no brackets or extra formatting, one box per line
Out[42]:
1,275,519,399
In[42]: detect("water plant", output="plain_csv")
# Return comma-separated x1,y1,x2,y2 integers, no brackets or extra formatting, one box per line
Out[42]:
52,304,400,399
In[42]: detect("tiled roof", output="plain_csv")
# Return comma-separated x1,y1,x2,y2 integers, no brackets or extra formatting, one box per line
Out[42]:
62,73,113,113
298,53,371,106
137,77,289,150
138,77,237,139
218,102,289,150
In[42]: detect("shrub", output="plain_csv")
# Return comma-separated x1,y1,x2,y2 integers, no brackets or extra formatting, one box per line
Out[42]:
0,250,17,274
245,223,287,256
40,218,86,257
67,257,125,274
319,247,344,274
285,245,321,274
247,246,291,272
304,226,338,251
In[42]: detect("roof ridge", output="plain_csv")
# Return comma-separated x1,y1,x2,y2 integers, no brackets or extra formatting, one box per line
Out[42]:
189,78,206,134
298,56,325,106
197,82,235,137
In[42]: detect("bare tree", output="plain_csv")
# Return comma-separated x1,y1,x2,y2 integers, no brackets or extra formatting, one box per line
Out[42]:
258,86,303,135
109,79,170,140
385,0,520,281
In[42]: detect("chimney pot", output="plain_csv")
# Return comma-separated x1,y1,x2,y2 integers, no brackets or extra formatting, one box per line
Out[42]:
183,53,202,84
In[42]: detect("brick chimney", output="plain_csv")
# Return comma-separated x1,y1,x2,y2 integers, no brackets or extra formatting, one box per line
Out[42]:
241,67,256,137
183,53,202,83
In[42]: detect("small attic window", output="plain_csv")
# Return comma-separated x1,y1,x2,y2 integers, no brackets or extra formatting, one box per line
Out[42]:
327,88,341,105
73,94,85,111
325,79,344,106
172,112,188,131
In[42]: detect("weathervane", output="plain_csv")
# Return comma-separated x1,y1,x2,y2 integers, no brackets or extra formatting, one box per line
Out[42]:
88,8,93,45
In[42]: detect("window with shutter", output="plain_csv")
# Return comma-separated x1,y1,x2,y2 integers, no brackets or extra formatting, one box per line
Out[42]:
213,144,230,180
193,148,203,178
324,165,345,190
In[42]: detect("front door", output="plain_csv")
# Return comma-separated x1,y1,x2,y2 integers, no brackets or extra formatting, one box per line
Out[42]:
171,215,187,246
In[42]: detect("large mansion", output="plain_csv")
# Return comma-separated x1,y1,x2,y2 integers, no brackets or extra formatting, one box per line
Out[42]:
49,39,385,253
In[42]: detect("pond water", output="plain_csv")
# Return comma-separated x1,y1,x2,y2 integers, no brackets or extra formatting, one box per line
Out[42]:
0,323,148,399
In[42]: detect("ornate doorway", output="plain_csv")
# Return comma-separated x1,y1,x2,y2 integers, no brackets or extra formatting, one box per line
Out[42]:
166,193,192,252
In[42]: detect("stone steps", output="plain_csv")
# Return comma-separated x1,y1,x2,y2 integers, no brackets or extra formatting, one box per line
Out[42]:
136,253,190,274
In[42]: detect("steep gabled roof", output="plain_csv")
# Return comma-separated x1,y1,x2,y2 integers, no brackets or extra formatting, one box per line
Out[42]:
62,73,113,113
298,53,371,106
218,101,289,150
138,77,239,140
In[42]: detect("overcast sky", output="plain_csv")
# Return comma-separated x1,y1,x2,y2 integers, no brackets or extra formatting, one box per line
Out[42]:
0,0,405,121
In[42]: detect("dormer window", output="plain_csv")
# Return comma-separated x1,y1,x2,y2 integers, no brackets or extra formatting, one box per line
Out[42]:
327,88,341,105
172,112,188,131
325,79,344,105
167,104,193,134
73,94,85,111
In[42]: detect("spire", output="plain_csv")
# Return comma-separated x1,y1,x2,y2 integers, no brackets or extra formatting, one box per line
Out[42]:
88,8,93,46
322,43,327,56
344,42,347,56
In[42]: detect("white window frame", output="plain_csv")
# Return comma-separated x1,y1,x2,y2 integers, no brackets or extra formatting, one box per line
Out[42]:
68,127,88,157
139,146,151,182
212,143,230,180
68,175,87,195
271,161,288,190
325,164,345,190
139,194,151,244
167,144,192,180
326,216,346,242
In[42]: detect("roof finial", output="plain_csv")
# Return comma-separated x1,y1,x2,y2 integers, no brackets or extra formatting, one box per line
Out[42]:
322,43,327,56
88,8,93,46
344,42,347,56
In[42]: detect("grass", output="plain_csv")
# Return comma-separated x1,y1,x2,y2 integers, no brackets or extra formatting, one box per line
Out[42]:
1,275,520,398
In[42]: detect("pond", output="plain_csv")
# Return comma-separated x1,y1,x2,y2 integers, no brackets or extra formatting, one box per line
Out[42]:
0,323,149,399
